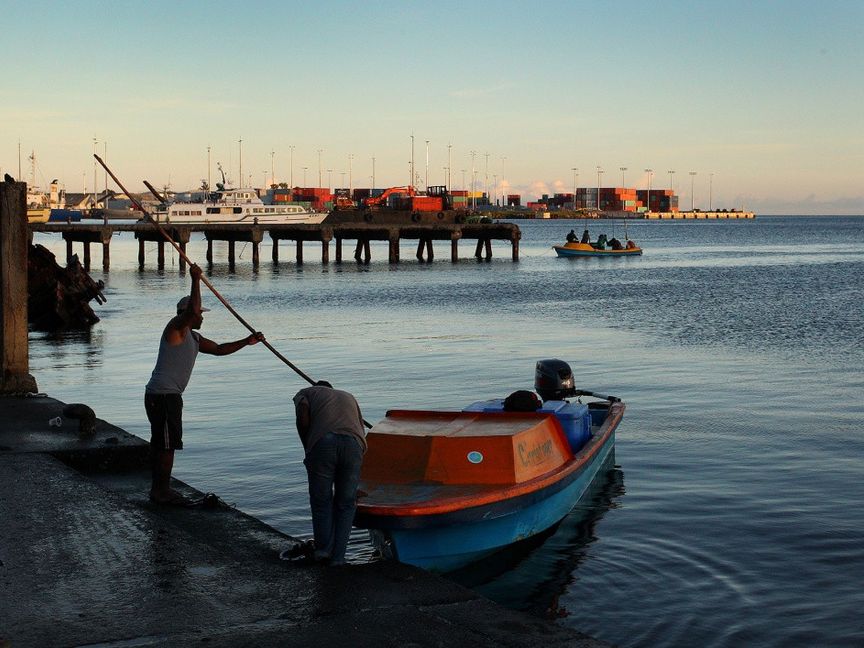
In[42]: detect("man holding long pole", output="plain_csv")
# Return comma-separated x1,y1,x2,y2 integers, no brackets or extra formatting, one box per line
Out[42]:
145,264,264,505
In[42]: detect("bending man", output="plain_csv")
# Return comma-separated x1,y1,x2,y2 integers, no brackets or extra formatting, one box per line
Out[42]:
145,264,264,505
294,381,366,565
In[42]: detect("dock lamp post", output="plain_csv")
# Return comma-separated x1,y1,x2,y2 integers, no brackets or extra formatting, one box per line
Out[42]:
372,156,376,192
620,166,627,188
470,151,477,209
302,166,308,187
448,144,453,189
207,146,211,190
572,167,579,210
238,138,243,187
270,150,275,187
348,153,354,196
317,149,323,188
668,170,675,193
689,171,697,211
493,174,498,207
501,156,507,204
709,173,714,211
327,169,332,192
289,145,295,187
425,140,430,191
596,166,603,210
645,168,653,213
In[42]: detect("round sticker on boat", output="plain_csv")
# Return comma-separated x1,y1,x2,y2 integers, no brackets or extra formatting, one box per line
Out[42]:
467,451,484,464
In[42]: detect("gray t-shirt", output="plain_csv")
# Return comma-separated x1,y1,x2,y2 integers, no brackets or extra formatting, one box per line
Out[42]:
293,386,366,454
145,329,200,394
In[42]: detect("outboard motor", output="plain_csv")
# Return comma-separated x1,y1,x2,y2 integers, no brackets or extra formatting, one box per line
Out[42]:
534,359,576,401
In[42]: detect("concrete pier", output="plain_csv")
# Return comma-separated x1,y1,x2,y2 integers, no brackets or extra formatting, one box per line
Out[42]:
0,394,606,647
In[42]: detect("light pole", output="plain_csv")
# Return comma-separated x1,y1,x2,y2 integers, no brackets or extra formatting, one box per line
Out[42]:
470,151,477,209
289,145,295,187
238,138,243,187
668,170,675,193
689,171,697,211
596,166,603,210
207,145,211,190
484,152,490,204
425,139,430,190
270,150,275,187
372,156,376,192
645,168,653,213
327,169,332,192
493,174,498,207
317,149,323,187
709,173,714,211
92,136,98,204
461,169,466,193
348,153,354,196
448,143,452,189
103,141,108,193
410,134,415,189
302,166,308,187
620,166,627,188
501,156,507,206
572,167,579,210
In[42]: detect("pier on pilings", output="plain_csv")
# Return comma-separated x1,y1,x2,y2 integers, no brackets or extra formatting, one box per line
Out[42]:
30,221,521,270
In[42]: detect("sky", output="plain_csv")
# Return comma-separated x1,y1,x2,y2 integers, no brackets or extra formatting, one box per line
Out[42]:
2,0,862,214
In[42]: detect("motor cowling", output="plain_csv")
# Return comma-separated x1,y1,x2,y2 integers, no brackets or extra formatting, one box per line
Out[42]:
534,359,576,401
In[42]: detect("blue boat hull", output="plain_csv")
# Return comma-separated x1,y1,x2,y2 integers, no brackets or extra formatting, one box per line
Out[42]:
368,428,616,572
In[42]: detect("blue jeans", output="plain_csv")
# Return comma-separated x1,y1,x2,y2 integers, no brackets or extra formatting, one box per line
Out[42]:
303,432,364,565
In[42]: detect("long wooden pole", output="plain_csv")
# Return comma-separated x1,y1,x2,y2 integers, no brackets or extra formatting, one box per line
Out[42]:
94,155,318,387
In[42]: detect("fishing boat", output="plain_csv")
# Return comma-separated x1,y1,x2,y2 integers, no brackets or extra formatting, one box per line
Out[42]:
553,240,642,257
354,359,625,572
154,166,326,225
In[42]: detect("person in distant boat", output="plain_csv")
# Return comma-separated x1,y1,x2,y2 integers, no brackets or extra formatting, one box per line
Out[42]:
293,381,367,566
594,233,608,250
145,264,264,506
566,229,577,243
609,237,623,250
626,239,638,250
581,229,590,244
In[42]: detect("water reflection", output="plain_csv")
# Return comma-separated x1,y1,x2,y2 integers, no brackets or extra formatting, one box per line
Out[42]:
29,328,106,370
447,453,625,618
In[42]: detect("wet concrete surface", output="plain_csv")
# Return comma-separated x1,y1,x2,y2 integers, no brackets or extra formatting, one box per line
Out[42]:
0,395,610,647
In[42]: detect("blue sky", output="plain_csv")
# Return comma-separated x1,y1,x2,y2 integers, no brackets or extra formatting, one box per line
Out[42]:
2,0,862,213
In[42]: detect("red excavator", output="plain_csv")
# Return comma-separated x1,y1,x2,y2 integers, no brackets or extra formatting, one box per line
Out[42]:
363,186,417,208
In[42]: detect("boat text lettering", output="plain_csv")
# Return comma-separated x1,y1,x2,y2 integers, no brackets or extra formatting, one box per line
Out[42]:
518,439,553,467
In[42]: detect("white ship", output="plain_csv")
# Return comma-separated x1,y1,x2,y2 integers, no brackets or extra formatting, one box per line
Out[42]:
155,166,325,225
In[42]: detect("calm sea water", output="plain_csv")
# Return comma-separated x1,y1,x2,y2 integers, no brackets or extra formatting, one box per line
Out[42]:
30,215,864,647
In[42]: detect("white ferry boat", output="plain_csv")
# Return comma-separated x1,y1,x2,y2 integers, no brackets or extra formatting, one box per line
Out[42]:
155,168,326,225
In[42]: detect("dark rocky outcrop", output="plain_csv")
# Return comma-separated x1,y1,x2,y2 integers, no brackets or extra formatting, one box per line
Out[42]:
27,243,106,330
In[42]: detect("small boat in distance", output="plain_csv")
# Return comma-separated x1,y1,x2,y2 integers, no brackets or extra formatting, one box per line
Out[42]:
354,359,624,572
554,228,642,257
553,240,642,257
152,165,326,225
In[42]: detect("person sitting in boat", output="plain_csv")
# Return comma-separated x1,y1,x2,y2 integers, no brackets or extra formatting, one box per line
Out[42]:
566,229,577,243
626,239,638,250
593,233,608,250
581,229,590,244
609,237,623,250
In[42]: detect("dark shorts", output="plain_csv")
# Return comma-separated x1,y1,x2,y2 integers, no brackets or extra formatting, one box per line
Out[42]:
145,392,184,451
